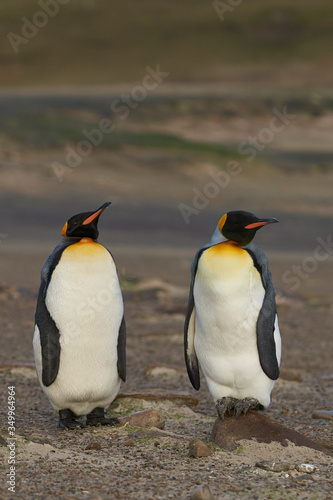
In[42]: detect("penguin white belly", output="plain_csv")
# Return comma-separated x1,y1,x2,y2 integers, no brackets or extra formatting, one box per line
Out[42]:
33,239,123,415
194,242,275,407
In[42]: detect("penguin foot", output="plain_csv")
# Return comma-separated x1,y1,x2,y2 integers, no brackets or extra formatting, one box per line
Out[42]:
86,407,119,427
216,397,264,419
216,397,239,420
234,398,264,418
59,409,85,430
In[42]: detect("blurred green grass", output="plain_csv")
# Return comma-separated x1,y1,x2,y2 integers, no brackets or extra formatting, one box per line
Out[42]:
1,0,333,86
0,109,235,158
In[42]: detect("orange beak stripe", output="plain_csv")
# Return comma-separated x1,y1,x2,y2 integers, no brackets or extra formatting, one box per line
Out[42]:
244,221,268,229
82,208,103,225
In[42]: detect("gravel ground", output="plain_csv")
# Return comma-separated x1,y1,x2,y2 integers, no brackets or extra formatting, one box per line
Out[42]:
0,281,332,500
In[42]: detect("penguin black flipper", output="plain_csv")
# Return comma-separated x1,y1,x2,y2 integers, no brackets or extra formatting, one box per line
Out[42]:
184,248,206,390
245,243,280,381
117,315,126,382
106,248,126,383
35,242,72,387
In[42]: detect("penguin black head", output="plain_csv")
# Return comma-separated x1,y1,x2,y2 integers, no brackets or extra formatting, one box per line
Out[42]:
61,202,111,240
218,210,278,246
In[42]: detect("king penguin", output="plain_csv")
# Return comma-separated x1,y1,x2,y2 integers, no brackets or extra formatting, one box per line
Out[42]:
33,202,126,429
184,210,281,419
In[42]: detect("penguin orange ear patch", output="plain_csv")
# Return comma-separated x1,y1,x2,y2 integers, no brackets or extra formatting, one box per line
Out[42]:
61,222,68,236
218,214,227,232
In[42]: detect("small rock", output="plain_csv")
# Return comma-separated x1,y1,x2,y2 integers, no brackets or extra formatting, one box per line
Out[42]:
189,438,214,458
85,442,101,451
320,374,333,381
124,439,135,447
312,410,333,421
255,460,295,472
191,484,215,500
117,409,165,429
296,463,317,474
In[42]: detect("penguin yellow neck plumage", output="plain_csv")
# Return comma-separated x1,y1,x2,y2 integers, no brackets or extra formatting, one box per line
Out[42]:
63,238,108,260
200,241,252,277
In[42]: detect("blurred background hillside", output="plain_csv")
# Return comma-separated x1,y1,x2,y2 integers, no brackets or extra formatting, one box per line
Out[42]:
0,0,332,296
1,0,333,86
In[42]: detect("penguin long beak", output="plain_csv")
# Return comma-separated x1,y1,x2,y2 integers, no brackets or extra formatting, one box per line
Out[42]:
245,218,278,230
82,202,111,225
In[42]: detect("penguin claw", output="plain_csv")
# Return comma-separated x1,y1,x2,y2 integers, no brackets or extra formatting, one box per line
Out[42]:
59,409,85,430
86,407,119,427
234,398,264,418
216,397,238,420
216,397,264,420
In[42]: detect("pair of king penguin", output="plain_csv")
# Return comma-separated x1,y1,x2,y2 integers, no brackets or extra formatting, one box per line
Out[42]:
33,203,280,428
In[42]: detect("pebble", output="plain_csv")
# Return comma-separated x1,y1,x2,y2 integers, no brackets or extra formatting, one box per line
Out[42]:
117,409,165,429
296,463,317,474
85,442,101,451
190,483,215,500
311,410,333,421
189,438,214,458
255,461,296,472
124,439,135,447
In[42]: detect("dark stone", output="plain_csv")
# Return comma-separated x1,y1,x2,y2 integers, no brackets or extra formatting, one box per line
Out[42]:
210,410,332,455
